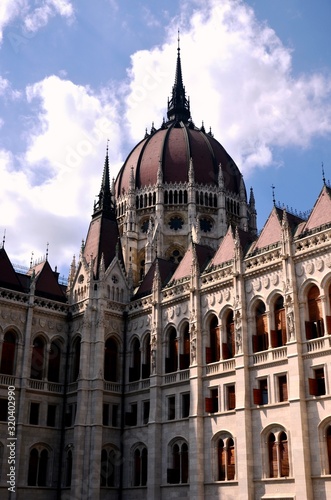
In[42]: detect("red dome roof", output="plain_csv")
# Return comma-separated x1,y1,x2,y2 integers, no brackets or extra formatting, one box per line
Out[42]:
115,45,243,197
115,121,242,196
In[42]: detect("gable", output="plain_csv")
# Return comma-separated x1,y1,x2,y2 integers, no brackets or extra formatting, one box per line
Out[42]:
254,209,281,250
304,186,331,232
211,228,235,266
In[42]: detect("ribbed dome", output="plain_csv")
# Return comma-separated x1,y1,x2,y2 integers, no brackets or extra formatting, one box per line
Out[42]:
115,120,242,196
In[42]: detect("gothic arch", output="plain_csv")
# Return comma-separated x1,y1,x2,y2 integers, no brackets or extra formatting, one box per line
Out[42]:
261,424,290,479
318,416,331,475
211,430,236,482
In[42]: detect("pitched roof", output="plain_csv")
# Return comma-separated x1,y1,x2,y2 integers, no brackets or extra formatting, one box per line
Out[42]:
0,247,24,292
210,226,255,267
83,214,122,279
28,260,67,302
300,185,331,233
134,258,177,298
171,243,214,282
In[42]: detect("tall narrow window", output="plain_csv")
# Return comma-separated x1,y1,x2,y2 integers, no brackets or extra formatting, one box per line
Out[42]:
223,311,235,359
31,337,45,380
327,426,331,474
167,441,189,484
133,446,148,486
129,338,141,381
72,337,81,382
278,375,288,402
48,341,61,382
217,436,235,481
268,433,278,478
180,324,190,370
306,285,324,339
271,296,287,347
65,449,73,487
142,334,150,379
100,448,116,487
0,331,16,375
28,447,49,486
165,328,178,373
253,301,268,352
104,338,118,382
206,316,220,363
279,432,289,477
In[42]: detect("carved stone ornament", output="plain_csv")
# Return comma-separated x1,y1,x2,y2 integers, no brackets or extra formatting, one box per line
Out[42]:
306,262,314,275
316,259,324,272
272,274,279,286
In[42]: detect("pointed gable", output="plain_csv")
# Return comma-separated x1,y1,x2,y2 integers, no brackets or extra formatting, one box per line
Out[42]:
171,243,214,282
302,185,331,232
0,247,24,292
29,260,67,302
134,258,177,298
253,207,282,251
83,215,122,279
211,227,235,266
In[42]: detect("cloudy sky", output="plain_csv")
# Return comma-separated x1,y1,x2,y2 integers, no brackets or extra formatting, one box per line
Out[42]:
1,0,331,279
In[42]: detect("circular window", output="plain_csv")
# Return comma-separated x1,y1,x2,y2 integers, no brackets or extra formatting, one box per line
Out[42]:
169,249,183,264
141,220,149,233
78,274,84,283
111,275,118,283
169,216,184,231
200,218,213,232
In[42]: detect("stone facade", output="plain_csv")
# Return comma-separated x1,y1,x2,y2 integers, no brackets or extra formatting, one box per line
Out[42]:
1,50,331,500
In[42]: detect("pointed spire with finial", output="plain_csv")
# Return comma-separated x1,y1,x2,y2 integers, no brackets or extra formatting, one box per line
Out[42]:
271,184,276,206
2,229,5,249
322,162,326,185
167,30,191,122
94,141,115,219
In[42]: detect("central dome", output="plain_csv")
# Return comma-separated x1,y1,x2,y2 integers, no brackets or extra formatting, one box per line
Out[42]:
115,120,242,195
115,42,242,197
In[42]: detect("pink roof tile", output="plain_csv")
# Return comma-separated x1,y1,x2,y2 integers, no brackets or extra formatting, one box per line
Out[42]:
302,186,331,232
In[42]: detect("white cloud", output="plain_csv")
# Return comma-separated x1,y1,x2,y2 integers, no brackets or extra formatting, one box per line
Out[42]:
125,0,331,174
24,0,74,32
0,0,74,44
0,76,122,272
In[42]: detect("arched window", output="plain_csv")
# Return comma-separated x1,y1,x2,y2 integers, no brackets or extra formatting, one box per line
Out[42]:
217,436,235,481
271,296,286,347
47,341,61,382
65,448,73,487
167,440,188,484
104,338,118,382
142,334,150,379
268,433,277,478
180,324,190,370
0,331,17,375
133,446,148,486
267,430,290,478
129,338,141,381
206,316,220,363
165,328,178,373
306,285,324,339
252,301,268,352
72,337,81,382
279,432,289,477
223,311,235,359
100,447,117,487
28,447,49,486
30,337,45,380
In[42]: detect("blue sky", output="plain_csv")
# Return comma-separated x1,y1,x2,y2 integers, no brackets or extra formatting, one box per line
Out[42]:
1,0,331,278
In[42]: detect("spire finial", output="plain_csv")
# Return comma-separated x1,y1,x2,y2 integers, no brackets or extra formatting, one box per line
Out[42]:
93,141,115,218
322,162,326,185
177,29,180,54
46,242,49,261
271,184,276,206
167,33,191,122
2,229,5,249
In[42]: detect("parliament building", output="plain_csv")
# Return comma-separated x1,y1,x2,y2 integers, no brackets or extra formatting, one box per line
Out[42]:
1,46,331,500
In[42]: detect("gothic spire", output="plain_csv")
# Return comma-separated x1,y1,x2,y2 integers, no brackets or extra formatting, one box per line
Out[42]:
94,142,115,220
167,32,191,122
